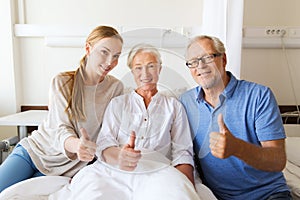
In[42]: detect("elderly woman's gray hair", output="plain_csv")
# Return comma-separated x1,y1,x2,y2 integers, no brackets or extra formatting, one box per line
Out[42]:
127,44,162,69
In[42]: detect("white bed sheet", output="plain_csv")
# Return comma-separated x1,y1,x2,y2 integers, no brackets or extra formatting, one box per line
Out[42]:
284,136,300,200
50,160,217,200
284,161,300,200
0,176,70,200
0,174,217,200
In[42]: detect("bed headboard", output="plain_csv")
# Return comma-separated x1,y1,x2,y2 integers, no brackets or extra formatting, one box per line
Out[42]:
20,105,48,134
279,105,300,124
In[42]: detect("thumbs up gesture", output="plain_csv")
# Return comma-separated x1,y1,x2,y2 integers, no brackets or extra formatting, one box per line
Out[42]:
209,114,237,159
77,128,97,162
118,131,141,171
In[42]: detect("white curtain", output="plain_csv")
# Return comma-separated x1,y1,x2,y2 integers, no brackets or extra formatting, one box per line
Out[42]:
201,0,244,78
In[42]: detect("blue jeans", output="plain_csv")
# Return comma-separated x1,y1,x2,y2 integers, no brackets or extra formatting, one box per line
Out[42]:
266,191,293,200
0,144,44,192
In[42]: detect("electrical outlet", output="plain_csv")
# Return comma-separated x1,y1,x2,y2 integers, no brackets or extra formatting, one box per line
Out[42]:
265,27,286,37
288,28,300,38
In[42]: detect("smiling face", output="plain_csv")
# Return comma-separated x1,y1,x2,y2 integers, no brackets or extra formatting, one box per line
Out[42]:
131,51,161,91
85,37,122,84
186,38,226,90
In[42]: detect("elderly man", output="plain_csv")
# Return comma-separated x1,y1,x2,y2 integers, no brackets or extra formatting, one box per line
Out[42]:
180,35,291,200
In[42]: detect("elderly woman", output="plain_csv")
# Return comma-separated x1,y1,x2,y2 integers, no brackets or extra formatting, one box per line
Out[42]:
65,44,200,200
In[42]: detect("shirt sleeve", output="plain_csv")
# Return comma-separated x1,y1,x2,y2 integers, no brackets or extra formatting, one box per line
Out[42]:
255,87,286,141
47,75,78,159
96,98,122,160
170,100,194,167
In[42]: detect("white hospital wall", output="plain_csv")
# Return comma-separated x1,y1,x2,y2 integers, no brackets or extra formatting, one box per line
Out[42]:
0,0,203,139
242,0,300,105
5,0,299,111
1,0,300,139
0,1,18,139
9,0,203,106
0,1,17,115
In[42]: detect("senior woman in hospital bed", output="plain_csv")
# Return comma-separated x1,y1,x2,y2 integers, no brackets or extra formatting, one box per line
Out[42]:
60,43,200,200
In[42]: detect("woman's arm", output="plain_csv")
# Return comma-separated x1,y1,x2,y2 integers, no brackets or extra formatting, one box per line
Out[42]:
175,164,195,185
64,128,96,161
170,100,195,184
103,132,141,171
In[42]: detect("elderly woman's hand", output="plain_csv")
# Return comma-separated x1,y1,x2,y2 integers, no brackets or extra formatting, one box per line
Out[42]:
118,131,141,171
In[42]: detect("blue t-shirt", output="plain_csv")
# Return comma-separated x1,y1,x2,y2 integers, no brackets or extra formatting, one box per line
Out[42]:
180,72,289,200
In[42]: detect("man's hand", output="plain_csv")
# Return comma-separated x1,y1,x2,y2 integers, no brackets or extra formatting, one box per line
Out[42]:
209,114,237,159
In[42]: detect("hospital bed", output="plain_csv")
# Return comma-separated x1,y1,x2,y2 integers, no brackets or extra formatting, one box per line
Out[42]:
0,136,18,164
2,123,300,200
283,124,300,199
0,106,48,164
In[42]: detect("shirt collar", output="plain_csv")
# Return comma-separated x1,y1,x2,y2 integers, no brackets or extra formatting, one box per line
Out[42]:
223,71,238,99
131,90,161,101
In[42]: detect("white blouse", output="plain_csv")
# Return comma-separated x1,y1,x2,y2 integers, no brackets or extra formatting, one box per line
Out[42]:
97,91,194,167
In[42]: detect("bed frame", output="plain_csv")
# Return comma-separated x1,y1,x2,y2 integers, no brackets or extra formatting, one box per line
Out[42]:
0,105,48,164
20,105,48,134
279,105,300,124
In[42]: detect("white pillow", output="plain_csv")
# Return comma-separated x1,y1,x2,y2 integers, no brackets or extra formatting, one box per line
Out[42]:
283,163,300,199
286,137,300,167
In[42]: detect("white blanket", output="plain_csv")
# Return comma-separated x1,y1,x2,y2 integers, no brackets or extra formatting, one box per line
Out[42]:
284,137,300,200
0,176,70,200
0,163,217,200
50,161,212,200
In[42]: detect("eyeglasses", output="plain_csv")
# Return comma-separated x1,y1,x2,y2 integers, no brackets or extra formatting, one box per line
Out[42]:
132,63,160,74
186,53,222,68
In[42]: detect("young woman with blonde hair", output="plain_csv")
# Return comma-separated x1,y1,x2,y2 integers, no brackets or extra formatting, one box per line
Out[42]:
0,25,124,192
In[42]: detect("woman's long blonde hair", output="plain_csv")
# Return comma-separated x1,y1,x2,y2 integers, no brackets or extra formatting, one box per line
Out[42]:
61,26,123,121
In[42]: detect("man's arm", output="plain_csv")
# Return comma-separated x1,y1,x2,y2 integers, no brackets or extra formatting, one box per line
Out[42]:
210,114,286,172
228,138,285,172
